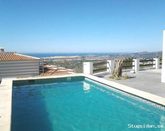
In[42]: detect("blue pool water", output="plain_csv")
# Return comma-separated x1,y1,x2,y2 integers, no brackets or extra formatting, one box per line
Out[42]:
12,77,165,131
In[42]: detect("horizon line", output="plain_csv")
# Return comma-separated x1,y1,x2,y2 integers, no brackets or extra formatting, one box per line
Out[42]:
22,51,162,54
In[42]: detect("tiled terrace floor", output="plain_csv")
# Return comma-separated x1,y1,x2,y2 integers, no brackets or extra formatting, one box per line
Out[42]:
96,69,165,98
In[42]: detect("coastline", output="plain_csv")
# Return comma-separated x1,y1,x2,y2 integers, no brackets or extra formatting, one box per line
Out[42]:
24,51,162,59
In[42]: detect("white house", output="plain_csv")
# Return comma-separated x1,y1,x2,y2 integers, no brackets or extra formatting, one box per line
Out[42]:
0,49,40,79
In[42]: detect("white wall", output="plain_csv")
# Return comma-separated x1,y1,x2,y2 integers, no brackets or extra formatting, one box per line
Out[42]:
83,62,93,74
107,60,114,73
0,60,40,79
162,30,165,83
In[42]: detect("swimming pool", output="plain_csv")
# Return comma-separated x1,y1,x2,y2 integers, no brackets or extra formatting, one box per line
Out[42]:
11,76,165,131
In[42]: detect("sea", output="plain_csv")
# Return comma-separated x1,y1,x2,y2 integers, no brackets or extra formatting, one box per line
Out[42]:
24,53,121,58
24,52,161,58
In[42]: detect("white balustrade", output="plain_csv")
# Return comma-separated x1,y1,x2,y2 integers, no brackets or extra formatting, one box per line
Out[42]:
107,60,115,73
132,59,139,73
153,58,160,69
162,30,165,83
83,62,93,75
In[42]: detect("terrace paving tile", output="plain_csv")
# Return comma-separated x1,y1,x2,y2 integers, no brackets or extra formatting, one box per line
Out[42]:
102,69,165,98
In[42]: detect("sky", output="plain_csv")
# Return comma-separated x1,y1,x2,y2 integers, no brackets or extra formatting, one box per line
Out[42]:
0,0,165,53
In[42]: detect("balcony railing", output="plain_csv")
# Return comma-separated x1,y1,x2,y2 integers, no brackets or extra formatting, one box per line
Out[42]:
83,57,161,75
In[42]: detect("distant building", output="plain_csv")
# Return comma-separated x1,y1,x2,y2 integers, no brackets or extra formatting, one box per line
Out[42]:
0,49,40,79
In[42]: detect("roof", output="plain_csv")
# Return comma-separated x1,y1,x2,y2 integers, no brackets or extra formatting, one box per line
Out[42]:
0,52,40,61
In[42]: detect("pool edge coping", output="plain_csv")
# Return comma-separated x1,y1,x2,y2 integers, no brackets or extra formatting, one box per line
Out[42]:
0,73,165,131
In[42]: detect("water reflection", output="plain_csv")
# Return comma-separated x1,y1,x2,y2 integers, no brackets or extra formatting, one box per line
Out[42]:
160,115,165,131
83,82,91,93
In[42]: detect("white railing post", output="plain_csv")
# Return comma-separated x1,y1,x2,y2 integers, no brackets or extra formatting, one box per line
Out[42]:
107,60,115,73
133,59,139,73
83,62,93,75
162,30,165,83
153,58,160,69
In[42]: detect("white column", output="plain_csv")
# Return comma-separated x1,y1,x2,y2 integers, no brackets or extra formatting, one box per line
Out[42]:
83,62,93,75
161,30,165,83
107,60,115,73
153,58,160,69
133,59,139,73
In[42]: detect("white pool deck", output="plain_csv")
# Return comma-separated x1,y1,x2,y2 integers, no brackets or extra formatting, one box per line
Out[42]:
0,73,165,131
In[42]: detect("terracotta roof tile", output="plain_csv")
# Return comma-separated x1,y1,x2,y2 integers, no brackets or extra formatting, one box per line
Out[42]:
0,52,39,61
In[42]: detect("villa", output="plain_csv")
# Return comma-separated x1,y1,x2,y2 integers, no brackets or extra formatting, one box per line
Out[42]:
1,0,165,130
0,34,165,130
0,35,165,130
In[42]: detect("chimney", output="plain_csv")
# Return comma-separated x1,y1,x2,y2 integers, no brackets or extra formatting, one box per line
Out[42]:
0,48,5,53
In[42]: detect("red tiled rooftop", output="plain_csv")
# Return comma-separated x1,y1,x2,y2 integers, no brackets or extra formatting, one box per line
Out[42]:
0,52,39,61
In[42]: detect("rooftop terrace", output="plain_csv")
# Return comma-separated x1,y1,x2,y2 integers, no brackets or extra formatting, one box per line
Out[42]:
98,69,165,98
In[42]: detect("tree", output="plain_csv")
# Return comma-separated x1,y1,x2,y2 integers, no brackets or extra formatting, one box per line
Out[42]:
112,59,124,79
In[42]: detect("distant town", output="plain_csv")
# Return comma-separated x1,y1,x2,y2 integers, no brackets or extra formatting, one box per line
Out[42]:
37,51,162,73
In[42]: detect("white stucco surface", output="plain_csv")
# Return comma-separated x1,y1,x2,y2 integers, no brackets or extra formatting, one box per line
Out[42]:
162,30,165,83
